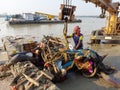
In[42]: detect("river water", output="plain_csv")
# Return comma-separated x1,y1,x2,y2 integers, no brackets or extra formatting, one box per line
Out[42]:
0,17,106,48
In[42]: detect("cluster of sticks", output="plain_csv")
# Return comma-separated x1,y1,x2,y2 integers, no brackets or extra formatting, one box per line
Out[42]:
41,35,68,64
9,35,68,90
10,61,56,90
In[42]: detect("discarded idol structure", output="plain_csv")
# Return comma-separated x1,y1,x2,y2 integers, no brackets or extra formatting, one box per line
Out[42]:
0,35,115,90
39,36,115,77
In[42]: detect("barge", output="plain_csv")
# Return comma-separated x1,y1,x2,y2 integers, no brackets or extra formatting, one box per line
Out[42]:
8,19,82,25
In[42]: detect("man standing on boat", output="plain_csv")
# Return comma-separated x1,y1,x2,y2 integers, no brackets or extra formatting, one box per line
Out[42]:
67,26,83,50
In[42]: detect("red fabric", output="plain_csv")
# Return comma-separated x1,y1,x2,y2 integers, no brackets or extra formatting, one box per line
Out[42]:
73,26,81,36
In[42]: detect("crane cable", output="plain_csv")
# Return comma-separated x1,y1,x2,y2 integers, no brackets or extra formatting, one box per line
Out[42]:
63,0,73,18
62,0,73,49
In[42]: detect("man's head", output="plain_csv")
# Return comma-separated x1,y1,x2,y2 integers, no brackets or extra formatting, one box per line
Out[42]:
73,26,81,35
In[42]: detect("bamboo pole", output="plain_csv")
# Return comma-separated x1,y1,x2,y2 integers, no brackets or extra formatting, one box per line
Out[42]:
26,73,43,90
22,73,39,86
41,71,53,80
63,20,69,49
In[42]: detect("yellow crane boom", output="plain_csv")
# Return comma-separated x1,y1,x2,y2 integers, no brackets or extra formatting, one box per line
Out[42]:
35,12,55,20
82,0,120,44
83,0,120,34
84,0,118,13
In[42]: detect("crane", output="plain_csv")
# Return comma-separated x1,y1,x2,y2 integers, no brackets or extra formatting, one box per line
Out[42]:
35,12,55,20
59,0,76,21
83,0,120,44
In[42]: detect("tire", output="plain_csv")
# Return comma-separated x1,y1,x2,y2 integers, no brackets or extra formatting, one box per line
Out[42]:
94,39,101,44
91,39,100,44
91,30,101,44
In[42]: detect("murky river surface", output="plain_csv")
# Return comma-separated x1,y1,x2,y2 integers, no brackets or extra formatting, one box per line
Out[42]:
0,17,106,48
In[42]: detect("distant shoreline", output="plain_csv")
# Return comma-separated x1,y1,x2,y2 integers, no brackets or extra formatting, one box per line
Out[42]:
0,16,6,17
0,15,100,18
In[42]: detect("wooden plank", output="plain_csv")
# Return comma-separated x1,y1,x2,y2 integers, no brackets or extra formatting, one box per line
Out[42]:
0,51,9,61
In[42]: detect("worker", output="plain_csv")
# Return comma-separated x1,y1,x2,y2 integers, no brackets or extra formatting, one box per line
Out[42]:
67,26,83,50
0,43,45,71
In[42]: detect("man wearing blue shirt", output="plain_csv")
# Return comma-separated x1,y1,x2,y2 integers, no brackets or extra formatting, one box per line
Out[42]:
67,26,83,50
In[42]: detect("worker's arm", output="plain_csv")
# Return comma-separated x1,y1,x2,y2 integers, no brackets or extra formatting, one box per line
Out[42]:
74,36,83,50
74,40,81,50
66,34,73,38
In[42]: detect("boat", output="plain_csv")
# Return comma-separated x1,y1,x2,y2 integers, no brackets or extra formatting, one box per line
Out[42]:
7,13,81,25
8,19,82,25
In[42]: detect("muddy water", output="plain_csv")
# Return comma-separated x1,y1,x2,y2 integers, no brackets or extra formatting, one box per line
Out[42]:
0,17,106,48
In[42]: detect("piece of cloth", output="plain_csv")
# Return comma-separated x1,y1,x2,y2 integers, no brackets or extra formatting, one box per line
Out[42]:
6,51,44,70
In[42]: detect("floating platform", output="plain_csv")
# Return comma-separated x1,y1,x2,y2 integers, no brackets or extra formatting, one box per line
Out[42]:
9,19,82,25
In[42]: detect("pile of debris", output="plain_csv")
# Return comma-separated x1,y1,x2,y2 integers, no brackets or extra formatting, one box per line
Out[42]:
0,35,117,90
0,35,64,90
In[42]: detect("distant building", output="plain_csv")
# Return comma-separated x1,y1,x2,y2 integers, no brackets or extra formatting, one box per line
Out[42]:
22,13,34,21
10,14,24,21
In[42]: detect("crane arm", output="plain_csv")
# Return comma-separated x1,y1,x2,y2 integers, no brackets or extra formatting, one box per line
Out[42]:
83,0,120,34
35,12,55,20
83,0,119,14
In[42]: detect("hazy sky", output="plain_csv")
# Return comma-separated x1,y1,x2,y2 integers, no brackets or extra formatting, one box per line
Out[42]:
0,0,119,15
